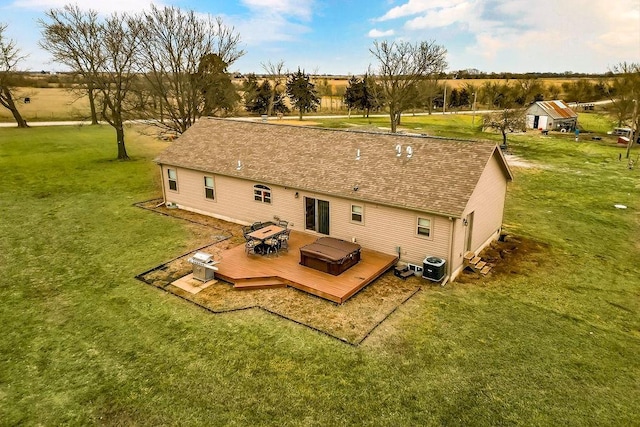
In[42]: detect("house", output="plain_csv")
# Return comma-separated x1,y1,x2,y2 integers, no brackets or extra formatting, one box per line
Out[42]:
154,118,513,282
526,100,578,131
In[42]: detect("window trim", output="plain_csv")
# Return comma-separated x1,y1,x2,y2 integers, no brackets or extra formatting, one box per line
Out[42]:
416,216,433,239
167,168,178,192
350,204,364,224
253,184,272,204
204,176,215,200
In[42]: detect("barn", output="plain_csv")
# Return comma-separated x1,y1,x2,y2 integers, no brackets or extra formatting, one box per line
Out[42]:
526,100,578,131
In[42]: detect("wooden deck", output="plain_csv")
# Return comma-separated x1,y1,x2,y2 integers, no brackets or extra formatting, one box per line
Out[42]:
215,231,398,303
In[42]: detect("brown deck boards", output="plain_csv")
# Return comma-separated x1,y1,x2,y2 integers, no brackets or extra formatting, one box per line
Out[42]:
215,231,398,303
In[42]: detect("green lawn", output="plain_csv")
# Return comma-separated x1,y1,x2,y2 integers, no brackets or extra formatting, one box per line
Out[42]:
1,122,639,425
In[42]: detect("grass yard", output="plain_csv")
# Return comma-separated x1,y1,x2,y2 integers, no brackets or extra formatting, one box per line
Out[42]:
1,121,639,425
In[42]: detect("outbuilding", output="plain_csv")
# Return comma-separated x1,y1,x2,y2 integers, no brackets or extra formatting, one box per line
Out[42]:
526,100,578,131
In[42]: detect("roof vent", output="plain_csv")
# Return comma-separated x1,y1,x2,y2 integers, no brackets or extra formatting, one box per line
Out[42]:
406,146,413,158
355,148,361,161
395,144,402,157
236,160,243,171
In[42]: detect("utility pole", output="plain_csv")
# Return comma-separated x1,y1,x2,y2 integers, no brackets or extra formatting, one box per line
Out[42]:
443,82,447,114
627,99,638,159
471,91,477,125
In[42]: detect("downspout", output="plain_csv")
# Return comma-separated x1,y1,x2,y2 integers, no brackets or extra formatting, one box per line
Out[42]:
447,216,455,281
158,163,167,205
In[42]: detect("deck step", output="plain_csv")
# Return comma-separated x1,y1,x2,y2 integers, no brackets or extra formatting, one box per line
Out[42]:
233,277,287,290
470,256,482,265
475,261,487,270
480,266,492,275
463,252,476,262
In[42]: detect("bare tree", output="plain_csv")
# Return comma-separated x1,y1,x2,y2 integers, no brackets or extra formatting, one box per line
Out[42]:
39,6,100,125
261,60,286,117
603,63,640,158
605,63,640,158
369,40,447,132
40,6,143,159
0,23,28,128
136,6,244,134
482,107,526,148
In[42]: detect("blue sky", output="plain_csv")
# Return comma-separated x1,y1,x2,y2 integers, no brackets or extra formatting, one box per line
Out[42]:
1,0,639,75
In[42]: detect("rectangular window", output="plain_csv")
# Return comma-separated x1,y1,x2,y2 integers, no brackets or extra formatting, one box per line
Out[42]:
351,204,363,223
167,168,178,191
417,217,431,237
204,176,215,200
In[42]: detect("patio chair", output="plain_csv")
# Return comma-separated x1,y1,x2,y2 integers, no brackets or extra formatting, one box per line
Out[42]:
277,229,290,250
264,237,280,254
251,222,263,231
278,220,289,229
242,225,253,239
245,239,257,255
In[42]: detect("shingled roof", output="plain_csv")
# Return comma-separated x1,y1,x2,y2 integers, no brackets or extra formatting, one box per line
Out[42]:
154,118,513,218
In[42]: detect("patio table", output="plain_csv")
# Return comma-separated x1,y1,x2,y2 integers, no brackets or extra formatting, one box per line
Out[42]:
248,224,285,254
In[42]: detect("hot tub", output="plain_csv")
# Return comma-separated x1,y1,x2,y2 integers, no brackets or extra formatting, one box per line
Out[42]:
299,237,361,275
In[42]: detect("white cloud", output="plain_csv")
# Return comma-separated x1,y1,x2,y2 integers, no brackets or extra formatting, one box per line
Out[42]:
368,28,395,38
377,0,467,21
405,2,474,30
11,0,164,13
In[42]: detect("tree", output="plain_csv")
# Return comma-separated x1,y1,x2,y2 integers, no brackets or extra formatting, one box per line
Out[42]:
261,60,286,117
286,68,320,120
0,23,28,128
243,76,289,115
416,79,445,114
40,6,144,160
513,78,544,106
38,7,100,125
604,62,640,158
136,6,244,133
369,40,447,132
197,53,239,116
344,74,380,117
482,107,526,148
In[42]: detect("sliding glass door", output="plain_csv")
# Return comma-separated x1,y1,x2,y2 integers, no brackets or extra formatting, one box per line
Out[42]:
305,197,330,235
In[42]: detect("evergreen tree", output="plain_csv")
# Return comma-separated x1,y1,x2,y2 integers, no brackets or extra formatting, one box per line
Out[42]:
198,53,240,116
286,68,320,120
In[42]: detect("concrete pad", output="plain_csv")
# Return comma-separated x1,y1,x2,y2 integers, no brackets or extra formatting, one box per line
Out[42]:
171,273,216,294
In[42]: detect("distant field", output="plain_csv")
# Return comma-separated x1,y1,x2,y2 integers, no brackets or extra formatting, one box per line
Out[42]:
0,87,91,121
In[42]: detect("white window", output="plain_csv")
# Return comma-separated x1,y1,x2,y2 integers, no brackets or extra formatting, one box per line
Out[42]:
417,217,431,237
254,184,271,204
351,204,363,223
167,168,178,191
204,176,215,200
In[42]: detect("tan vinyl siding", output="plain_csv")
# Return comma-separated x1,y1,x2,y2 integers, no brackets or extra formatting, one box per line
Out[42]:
450,152,509,274
161,165,452,266
325,199,451,264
